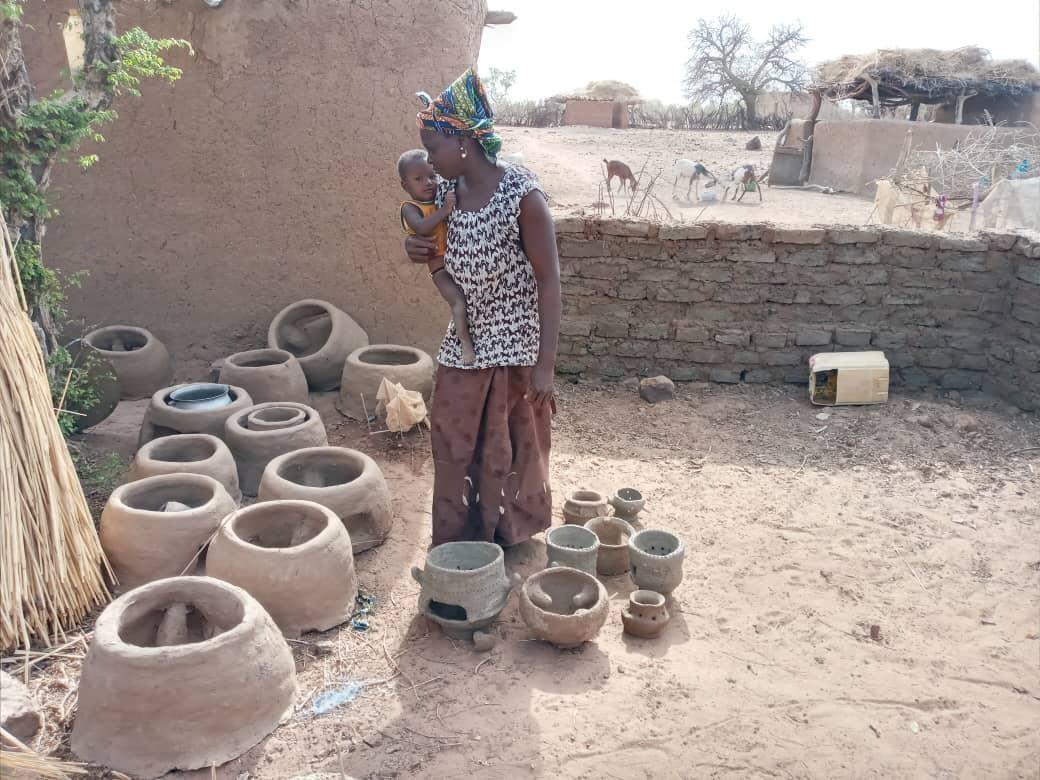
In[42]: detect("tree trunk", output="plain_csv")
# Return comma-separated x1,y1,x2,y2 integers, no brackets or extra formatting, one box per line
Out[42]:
909,101,920,121
741,92,758,130
867,77,881,119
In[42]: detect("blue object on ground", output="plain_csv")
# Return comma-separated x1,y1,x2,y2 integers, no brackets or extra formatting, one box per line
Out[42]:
312,681,363,716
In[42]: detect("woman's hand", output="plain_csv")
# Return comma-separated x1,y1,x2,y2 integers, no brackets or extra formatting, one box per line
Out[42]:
405,234,436,264
525,361,555,407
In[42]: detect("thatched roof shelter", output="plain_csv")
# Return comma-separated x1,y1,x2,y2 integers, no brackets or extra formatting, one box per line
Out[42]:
551,80,643,104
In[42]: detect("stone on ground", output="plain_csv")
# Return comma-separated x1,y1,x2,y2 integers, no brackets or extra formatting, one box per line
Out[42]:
639,376,675,404
0,670,42,741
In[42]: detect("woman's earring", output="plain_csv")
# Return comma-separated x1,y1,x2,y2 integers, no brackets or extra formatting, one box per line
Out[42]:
460,146,467,159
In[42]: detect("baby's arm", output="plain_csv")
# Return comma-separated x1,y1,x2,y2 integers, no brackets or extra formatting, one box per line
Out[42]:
401,191,456,236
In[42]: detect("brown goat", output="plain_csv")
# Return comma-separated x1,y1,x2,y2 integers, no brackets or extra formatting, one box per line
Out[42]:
603,159,637,193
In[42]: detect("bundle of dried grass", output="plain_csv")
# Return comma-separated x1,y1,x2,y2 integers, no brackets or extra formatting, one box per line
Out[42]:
1,727,86,779
0,214,111,652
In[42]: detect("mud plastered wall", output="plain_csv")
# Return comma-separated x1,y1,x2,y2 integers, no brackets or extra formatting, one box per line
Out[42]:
555,219,1040,412
23,0,486,374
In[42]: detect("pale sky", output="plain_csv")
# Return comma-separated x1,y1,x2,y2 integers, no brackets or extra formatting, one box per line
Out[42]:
480,0,1040,104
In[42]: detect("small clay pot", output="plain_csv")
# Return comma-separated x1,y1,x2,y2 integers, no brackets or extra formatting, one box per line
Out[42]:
519,567,609,649
584,515,636,576
224,403,328,497
609,487,645,520
257,446,392,552
128,434,241,503
545,525,599,576
84,325,173,400
562,489,609,525
71,576,296,779
337,344,434,421
628,529,685,595
206,500,357,637
219,348,309,405
99,473,238,592
268,299,369,391
621,590,670,638
138,383,253,448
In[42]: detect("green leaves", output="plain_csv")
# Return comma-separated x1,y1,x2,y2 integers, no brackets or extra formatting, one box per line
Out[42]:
108,28,191,96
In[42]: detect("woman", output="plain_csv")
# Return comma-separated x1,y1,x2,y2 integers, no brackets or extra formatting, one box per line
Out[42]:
404,69,561,547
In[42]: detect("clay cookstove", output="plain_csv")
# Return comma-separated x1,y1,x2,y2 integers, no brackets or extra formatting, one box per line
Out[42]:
138,383,253,447
224,402,327,497
128,433,241,502
628,529,685,595
519,567,609,649
268,299,369,391
219,348,309,404
84,325,173,400
337,344,434,421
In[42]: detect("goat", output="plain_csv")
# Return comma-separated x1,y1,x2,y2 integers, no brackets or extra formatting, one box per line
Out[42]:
603,159,637,193
671,158,716,200
723,164,763,203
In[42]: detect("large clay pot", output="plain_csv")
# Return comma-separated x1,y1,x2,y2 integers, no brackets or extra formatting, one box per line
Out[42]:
224,402,327,497
545,525,599,576
71,576,296,779
621,589,670,638
628,529,685,595
519,567,609,649
584,515,636,576
337,344,434,421
206,500,357,637
219,348,309,405
100,474,237,591
84,325,173,400
562,490,609,525
63,338,121,431
411,542,518,639
257,447,392,552
138,384,253,447
268,299,369,391
128,434,241,503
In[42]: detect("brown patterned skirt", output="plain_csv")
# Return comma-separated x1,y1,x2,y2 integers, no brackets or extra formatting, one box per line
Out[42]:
430,365,552,546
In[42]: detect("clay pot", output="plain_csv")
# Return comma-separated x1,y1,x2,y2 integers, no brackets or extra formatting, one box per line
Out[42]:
584,515,636,576
206,500,357,636
609,487,645,521
411,542,518,639
84,325,173,400
545,525,599,576
628,529,685,595
562,489,609,525
138,383,253,447
128,434,241,503
100,474,237,591
268,299,369,391
63,338,121,431
337,344,434,421
219,348,309,405
71,576,296,779
519,567,609,649
224,402,327,497
257,446,392,552
621,589,670,638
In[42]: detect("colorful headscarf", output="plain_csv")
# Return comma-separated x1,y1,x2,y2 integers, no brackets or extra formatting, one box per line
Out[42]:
416,68,502,163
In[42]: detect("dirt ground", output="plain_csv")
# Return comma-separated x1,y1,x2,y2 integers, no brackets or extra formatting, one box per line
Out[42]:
13,379,1040,779
499,126,877,227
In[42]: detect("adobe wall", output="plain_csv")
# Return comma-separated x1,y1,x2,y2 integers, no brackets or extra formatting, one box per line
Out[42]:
22,0,487,373
555,218,1040,412
563,100,614,128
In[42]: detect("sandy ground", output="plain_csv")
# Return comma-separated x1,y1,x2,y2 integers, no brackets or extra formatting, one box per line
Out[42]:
499,126,876,227
13,379,1040,779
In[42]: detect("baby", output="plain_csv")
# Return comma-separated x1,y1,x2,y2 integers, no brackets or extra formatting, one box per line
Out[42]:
397,149,475,365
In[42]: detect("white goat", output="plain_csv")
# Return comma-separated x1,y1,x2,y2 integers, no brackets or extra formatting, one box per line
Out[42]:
671,158,716,200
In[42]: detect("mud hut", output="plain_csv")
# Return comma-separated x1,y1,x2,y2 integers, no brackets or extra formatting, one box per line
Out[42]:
553,81,642,129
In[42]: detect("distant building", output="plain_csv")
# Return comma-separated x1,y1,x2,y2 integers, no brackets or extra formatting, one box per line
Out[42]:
552,81,642,129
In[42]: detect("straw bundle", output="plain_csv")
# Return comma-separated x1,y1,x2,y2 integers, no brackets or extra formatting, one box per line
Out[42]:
0,214,111,651
1,727,87,778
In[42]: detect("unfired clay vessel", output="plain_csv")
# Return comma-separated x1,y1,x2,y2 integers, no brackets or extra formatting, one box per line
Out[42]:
337,344,434,421
206,500,357,636
84,325,173,400
609,487,646,521
584,515,636,576
71,576,296,779
563,489,609,525
257,446,392,552
628,529,685,595
268,299,369,391
545,525,599,576
138,383,253,447
621,589,670,638
128,434,241,502
519,567,609,649
224,402,327,496
218,348,309,404
412,542,519,639
100,474,237,591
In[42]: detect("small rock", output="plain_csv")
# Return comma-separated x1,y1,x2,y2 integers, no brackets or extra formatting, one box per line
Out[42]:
745,135,762,151
816,412,831,421
0,670,42,741
363,734,383,748
639,376,675,404
472,630,497,652
910,415,936,429
869,624,881,642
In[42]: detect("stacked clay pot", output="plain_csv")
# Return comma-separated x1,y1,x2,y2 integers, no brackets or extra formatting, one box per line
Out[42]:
257,446,392,552
218,348,309,404
71,576,296,778
206,501,357,636
128,434,241,502
337,344,434,421
138,384,253,447
268,299,368,391
519,567,609,649
84,325,173,400
224,402,327,496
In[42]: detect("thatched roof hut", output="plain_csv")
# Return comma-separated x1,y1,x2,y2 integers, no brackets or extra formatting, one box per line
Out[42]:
550,80,643,104
551,81,642,128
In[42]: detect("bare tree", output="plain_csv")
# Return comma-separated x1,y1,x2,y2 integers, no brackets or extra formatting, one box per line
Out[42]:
483,66,517,104
683,16,808,129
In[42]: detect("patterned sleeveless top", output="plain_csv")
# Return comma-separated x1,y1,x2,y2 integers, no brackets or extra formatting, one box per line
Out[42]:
436,165,545,370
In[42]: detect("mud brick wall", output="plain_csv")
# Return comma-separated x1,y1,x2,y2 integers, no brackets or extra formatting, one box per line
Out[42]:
554,219,1040,411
